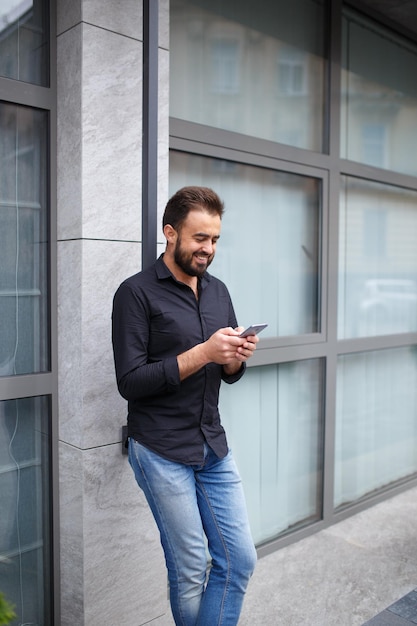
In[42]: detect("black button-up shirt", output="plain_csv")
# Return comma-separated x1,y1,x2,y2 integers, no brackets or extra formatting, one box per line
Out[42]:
112,255,245,465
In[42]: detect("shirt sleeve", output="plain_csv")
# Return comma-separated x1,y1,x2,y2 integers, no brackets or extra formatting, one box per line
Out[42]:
221,362,246,384
112,281,181,401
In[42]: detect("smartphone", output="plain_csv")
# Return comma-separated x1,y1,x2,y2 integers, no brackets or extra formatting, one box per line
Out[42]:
239,323,268,338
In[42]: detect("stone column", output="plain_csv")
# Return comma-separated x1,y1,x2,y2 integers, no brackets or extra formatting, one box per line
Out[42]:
56,1,170,624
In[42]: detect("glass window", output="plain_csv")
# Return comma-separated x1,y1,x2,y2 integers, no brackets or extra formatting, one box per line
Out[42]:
220,359,324,545
0,0,49,86
0,103,49,376
338,177,417,339
210,38,240,94
170,151,321,337
170,0,326,151
341,9,417,176
0,396,52,625
334,348,417,509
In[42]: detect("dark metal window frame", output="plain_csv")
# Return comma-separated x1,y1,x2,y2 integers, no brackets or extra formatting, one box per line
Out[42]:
0,0,59,621
147,0,417,557
142,0,159,269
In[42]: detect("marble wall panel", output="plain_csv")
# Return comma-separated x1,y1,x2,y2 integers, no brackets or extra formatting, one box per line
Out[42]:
82,23,142,242
160,0,170,51
57,25,83,240
82,0,143,41
59,442,85,625
58,240,140,448
60,442,168,626
57,0,143,40
57,0,81,36
85,444,168,626
81,239,141,448
58,240,84,448
57,23,142,242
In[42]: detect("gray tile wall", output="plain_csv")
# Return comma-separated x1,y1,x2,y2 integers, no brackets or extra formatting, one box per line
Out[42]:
56,1,170,624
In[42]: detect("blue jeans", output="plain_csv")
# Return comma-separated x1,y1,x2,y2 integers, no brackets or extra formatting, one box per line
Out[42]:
128,438,257,626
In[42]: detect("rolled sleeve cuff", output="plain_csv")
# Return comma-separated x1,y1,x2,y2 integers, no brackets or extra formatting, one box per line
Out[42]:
164,356,181,391
222,362,246,384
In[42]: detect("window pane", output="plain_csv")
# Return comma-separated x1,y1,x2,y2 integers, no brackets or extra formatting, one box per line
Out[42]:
335,348,417,509
0,103,49,375
0,396,52,625
170,151,321,337
0,0,49,86
220,360,324,545
341,9,417,176
338,177,417,339
170,0,326,151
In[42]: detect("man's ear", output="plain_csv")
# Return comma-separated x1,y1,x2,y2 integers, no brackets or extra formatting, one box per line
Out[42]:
163,223,177,243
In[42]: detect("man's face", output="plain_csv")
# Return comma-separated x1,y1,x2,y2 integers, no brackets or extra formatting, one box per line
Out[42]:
173,209,221,278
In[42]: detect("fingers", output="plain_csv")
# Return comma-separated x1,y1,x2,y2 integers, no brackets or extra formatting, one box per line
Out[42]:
208,327,259,364
235,335,259,362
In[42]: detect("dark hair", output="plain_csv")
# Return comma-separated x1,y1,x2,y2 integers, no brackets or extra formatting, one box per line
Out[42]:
163,186,224,231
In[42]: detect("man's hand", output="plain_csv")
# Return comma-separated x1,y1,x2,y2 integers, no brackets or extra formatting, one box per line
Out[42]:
177,327,259,381
221,326,259,375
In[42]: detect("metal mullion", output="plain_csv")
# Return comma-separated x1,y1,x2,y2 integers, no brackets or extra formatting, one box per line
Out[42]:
142,0,159,270
170,118,332,171
337,333,417,355
48,0,60,620
0,373,54,401
340,159,417,192
171,135,330,181
0,77,55,110
332,473,417,525
321,0,343,529
247,343,328,368
319,170,330,346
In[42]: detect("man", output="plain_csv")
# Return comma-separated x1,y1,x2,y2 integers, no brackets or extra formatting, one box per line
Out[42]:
112,186,258,626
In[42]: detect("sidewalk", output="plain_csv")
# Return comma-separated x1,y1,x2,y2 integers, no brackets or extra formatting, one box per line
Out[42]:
238,485,417,625
152,485,417,625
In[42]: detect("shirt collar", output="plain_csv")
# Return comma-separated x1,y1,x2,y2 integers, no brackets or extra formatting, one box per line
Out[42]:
155,254,211,289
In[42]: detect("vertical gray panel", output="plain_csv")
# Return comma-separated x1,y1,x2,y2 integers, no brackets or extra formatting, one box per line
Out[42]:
142,0,159,269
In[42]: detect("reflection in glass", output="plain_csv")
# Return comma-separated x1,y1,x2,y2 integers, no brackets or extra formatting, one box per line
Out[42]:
338,177,417,339
335,348,417,509
170,0,326,151
341,9,417,176
0,0,49,86
170,151,321,337
220,360,323,545
0,396,52,625
0,103,49,376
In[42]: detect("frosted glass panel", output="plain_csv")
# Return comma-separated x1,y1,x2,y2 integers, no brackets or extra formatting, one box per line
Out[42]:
335,348,417,509
338,177,417,339
0,103,49,375
170,0,326,151
0,0,49,86
341,10,417,176
220,360,323,545
0,396,51,625
170,152,320,337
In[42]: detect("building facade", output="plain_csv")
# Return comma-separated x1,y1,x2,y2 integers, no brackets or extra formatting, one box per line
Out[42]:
0,0,417,624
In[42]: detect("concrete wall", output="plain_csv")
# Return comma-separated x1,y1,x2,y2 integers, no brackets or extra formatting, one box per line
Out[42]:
56,1,170,623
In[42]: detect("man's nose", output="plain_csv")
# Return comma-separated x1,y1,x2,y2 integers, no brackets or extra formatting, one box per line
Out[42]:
201,242,213,254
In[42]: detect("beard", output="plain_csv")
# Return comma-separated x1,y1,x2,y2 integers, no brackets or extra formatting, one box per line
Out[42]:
174,238,214,277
